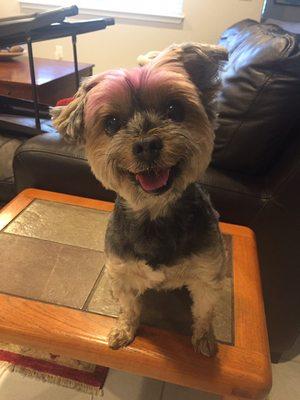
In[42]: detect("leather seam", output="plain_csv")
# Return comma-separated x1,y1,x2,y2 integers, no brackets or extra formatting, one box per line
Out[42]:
0,179,13,184
218,72,275,162
15,149,87,162
250,165,299,226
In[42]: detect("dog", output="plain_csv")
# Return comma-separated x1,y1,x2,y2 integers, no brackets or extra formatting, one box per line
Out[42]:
52,43,227,357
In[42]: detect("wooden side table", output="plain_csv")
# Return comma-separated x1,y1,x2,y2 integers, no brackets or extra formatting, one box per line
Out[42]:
0,57,94,105
0,189,272,399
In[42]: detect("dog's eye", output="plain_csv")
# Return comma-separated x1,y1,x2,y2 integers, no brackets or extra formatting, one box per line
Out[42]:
166,101,185,122
104,116,121,135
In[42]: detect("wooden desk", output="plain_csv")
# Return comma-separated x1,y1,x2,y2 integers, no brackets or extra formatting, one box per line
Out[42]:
0,189,272,400
0,57,94,105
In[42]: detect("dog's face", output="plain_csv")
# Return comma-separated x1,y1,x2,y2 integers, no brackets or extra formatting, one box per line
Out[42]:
53,43,226,217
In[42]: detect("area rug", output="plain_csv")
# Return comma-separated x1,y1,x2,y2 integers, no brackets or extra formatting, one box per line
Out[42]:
0,342,108,397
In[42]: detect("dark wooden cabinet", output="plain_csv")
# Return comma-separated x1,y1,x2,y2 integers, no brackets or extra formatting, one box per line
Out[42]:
0,57,94,105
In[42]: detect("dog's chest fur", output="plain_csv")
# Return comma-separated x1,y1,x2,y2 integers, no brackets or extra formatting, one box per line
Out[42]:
105,184,219,269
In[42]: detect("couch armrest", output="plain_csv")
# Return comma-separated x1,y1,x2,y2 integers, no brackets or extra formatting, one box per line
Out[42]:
13,132,115,202
250,130,300,356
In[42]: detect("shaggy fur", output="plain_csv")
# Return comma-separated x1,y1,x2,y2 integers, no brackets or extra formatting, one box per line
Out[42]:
52,42,227,356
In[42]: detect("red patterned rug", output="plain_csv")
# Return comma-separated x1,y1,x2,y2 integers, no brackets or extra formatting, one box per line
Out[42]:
0,342,108,396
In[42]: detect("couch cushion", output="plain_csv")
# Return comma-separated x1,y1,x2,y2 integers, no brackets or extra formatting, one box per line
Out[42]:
212,19,300,175
13,132,116,202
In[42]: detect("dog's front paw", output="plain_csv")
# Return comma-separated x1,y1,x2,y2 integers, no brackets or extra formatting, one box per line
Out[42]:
108,327,135,350
192,329,217,357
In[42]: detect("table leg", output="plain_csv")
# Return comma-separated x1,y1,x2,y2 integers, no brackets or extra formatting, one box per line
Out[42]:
26,36,41,131
72,34,80,90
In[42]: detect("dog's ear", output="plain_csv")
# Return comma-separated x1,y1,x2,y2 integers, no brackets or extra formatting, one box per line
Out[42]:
179,43,227,92
150,43,227,122
51,76,98,142
151,42,227,93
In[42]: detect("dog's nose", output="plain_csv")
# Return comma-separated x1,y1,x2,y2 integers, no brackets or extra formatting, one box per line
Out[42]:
132,136,163,162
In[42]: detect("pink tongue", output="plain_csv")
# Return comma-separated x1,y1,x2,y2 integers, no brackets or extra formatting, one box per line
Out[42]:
136,169,170,192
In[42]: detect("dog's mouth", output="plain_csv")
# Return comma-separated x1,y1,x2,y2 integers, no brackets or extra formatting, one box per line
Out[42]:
136,168,170,192
133,165,179,195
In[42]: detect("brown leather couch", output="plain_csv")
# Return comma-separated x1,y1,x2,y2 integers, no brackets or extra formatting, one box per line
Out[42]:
10,20,300,362
0,134,25,206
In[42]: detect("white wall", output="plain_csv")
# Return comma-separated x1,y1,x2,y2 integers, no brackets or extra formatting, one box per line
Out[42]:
0,0,264,73
0,2,20,17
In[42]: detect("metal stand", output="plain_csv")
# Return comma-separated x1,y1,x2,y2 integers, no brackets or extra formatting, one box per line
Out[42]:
0,7,114,136
26,33,80,132
27,36,41,130
72,34,80,90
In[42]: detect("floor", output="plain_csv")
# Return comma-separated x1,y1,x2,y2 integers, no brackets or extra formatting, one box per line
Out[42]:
0,348,299,400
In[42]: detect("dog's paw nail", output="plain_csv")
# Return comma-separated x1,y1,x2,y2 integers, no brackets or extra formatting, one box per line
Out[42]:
192,330,217,357
108,327,134,350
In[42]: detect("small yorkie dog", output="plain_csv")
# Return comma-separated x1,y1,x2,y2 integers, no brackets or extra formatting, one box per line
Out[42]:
53,43,227,357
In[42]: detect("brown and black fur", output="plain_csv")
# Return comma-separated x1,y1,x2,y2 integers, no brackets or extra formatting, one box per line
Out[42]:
52,43,227,356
